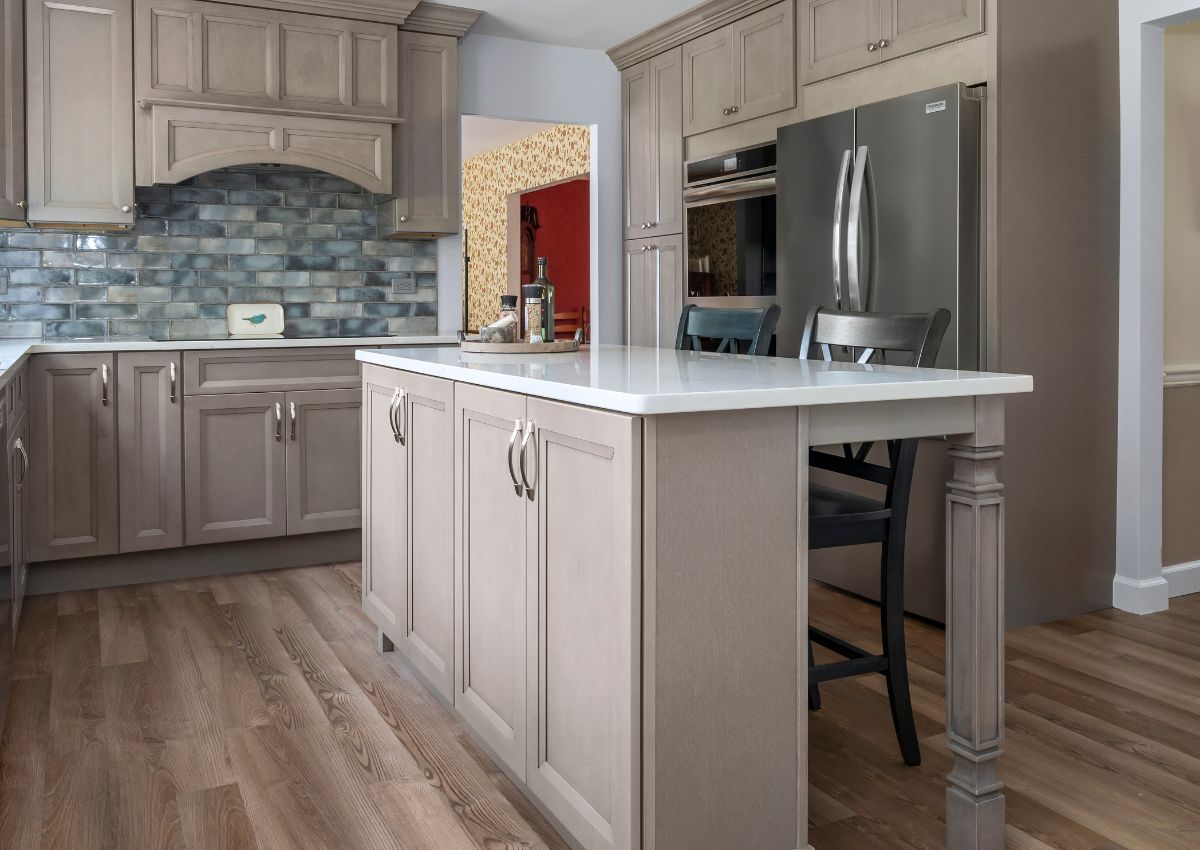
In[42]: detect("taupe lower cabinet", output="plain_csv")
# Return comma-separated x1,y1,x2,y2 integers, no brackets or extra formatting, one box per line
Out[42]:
622,47,683,240
361,366,454,698
681,0,796,135
452,382,639,850
0,0,25,222
117,352,183,553
30,354,119,562
801,0,984,84
25,0,135,225
285,389,362,534
625,234,683,348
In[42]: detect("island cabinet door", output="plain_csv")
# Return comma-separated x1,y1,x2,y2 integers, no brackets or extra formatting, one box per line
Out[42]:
284,389,361,535
455,382,530,780
117,352,183,553
361,372,409,643
184,392,287,545
30,353,119,562
524,398,641,850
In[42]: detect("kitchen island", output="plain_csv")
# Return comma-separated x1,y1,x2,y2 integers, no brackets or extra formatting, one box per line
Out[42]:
356,344,1032,850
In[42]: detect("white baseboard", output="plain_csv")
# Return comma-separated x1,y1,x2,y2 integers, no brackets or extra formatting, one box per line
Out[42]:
1163,560,1200,598
1112,574,1170,614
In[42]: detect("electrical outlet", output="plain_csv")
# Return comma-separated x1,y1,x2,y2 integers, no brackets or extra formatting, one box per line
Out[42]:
392,273,416,295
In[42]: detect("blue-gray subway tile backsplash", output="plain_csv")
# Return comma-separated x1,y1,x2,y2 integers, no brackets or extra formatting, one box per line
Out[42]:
0,165,436,338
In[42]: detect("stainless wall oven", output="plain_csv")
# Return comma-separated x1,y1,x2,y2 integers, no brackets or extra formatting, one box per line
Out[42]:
683,142,777,308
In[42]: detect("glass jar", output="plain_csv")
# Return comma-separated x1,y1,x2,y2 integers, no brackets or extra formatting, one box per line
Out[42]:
497,294,519,342
522,284,545,344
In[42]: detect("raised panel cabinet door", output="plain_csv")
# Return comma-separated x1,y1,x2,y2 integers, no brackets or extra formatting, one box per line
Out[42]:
0,0,26,221
732,0,796,123
117,352,183,553
381,31,459,236
184,392,287,545
682,25,735,136
881,0,983,61
649,47,683,236
8,412,28,642
30,353,119,561
524,398,640,850
397,371,454,699
284,388,361,535
650,234,684,349
801,0,883,84
361,369,408,640
454,382,529,780
624,240,652,348
26,0,134,225
622,59,652,240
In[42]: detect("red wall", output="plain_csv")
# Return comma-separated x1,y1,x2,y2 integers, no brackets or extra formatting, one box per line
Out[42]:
520,177,590,313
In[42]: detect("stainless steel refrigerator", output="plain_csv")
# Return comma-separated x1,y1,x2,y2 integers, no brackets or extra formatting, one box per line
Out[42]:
776,83,983,621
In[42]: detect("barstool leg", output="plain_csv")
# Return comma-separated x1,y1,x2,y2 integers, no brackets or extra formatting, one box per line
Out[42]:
808,641,821,711
881,541,921,766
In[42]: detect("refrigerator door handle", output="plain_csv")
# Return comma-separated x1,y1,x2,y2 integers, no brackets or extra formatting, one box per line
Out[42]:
832,149,853,310
847,145,877,312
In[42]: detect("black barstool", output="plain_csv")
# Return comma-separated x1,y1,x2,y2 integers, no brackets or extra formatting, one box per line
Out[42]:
674,304,781,355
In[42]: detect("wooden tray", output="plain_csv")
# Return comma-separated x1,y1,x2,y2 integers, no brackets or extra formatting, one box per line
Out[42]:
459,338,580,354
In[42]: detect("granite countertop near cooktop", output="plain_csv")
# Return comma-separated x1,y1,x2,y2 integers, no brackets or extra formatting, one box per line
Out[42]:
0,334,457,378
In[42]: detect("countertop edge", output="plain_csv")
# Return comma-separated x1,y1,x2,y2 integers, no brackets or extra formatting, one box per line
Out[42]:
355,348,1035,415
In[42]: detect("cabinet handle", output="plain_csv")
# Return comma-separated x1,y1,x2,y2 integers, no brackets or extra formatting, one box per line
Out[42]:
388,388,401,441
519,420,538,500
13,437,27,490
289,401,297,441
507,418,524,497
395,389,406,446
878,38,889,49
101,363,109,406
168,361,177,403
867,41,879,52
399,215,408,223
722,107,730,115
274,402,282,441
121,204,132,213
729,105,739,114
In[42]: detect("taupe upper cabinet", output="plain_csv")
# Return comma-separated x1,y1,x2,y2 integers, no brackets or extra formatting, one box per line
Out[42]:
801,0,982,84
683,0,795,135
30,354,119,562
284,388,361,535
0,0,25,222
379,31,460,237
622,47,683,240
25,0,135,225
133,0,398,119
117,352,183,553
625,234,683,348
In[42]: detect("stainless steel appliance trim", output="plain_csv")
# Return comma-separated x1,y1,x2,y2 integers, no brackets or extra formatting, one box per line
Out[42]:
847,145,878,312
833,149,853,310
683,175,777,207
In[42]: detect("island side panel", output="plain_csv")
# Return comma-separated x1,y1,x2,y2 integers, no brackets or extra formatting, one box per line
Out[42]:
643,406,805,850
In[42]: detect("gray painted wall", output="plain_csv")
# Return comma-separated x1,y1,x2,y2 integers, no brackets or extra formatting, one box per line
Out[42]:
0,166,437,339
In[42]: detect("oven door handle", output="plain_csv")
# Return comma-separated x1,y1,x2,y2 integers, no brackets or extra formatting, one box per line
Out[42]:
683,176,776,205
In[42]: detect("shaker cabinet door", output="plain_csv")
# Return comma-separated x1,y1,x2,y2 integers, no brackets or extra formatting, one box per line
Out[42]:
733,0,796,123
621,59,653,241
30,353,119,562
284,388,361,535
624,241,653,348
118,352,184,553
25,0,134,225
184,392,287,545
625,236,682,349
362,371,409,640
682,25,735,136
454,383,529,780
801,0,883,84
649,47,683,236
0,0,25,221
880,0,983,62
524,398,640,850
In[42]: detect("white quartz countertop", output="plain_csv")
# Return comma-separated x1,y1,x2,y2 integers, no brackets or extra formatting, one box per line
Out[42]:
356,344,1033,415
0,335,455,376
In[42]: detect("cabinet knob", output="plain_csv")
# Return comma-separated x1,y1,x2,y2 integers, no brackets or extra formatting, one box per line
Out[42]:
722,107,730,115
16,200,26,209
867,42,878,52
121,204,131,213
729,106,739,114
878,38,890,49
399,214,408,222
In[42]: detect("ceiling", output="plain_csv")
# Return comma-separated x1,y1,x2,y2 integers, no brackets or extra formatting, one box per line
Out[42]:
461,116,566,160
465,0,699,50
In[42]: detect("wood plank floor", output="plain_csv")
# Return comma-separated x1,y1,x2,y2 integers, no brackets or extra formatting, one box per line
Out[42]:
2,564,1200,849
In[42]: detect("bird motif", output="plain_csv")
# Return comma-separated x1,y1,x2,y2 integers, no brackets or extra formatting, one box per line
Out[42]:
243,313,268,326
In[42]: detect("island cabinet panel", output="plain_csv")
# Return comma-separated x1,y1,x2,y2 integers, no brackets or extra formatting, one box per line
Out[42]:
284,388,361,535
133,0,398,119
624,234,683,349
0,0,25,222
454,382,530,780
184,392,288,545
117,352,184,553
362,367,455,697
30,354,119,562
623,47,683,240
379,31,460,237
525,398,640,850
25,0,135,225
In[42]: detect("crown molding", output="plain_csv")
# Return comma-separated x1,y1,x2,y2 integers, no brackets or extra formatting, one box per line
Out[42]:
606,0,779,70
226,0,421,26
402,2,481,37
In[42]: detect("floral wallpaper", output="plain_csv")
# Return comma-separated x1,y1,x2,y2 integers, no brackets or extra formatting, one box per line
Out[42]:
686,202,740,297
461,124,590,331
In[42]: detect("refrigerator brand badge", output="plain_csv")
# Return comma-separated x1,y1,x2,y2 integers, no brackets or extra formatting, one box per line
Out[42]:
925,100,947,115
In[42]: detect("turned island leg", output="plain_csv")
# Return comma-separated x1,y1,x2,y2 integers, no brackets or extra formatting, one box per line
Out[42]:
945,398,1006,850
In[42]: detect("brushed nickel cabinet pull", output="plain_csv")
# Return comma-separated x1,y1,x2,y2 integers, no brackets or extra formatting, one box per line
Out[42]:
289,401,297,441
13,438,27,490
274,402,282,441
395,389,406,446
519,420,537,499
101,363,109,406
388,388,401,441
168,361,177,403
508,418,524,497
